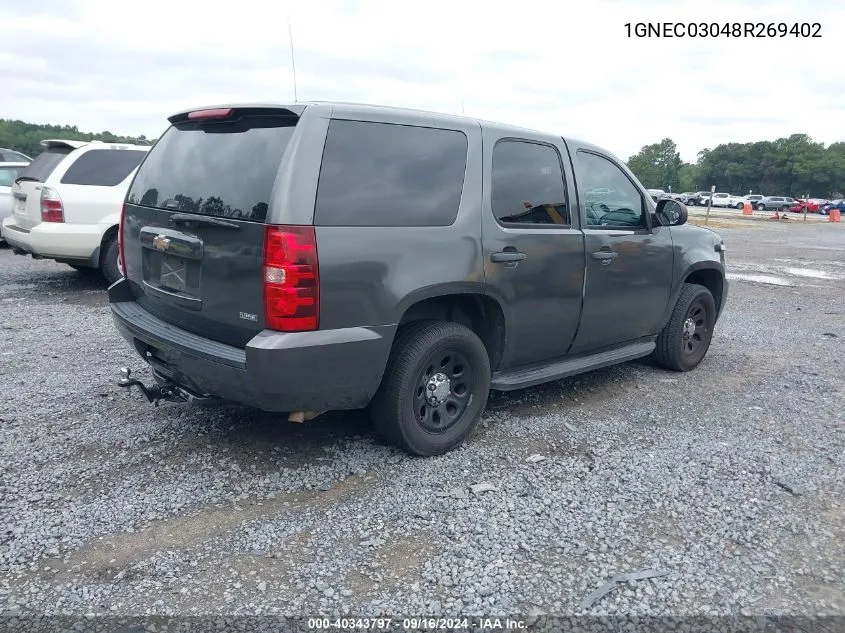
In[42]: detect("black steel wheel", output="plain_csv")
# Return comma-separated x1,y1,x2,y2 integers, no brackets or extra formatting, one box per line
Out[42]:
652,283,717,372
369,320,491,456
414,349,475,434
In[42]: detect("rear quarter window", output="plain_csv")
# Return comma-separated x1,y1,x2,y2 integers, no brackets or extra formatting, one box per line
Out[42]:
314,120,468,227
60,149,146,186
16,148,72,183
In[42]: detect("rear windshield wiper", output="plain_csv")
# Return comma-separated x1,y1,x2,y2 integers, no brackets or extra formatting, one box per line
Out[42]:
14,176,41,184
168,213,240,230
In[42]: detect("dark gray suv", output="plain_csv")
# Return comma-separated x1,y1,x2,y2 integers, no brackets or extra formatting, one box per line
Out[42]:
110,102,728,456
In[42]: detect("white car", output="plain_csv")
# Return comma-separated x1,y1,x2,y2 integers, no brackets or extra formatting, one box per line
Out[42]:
710,192,745,208
0,162,31,241
1,139,149,283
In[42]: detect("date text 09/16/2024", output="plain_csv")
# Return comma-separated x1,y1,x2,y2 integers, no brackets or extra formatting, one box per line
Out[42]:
307,618,527,630
625,22,822,38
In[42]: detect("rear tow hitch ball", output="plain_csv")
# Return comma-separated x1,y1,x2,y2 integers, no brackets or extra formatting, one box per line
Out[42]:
117,367,173,407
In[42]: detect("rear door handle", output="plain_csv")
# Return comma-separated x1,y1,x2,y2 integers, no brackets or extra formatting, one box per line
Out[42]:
491,251,527,263
591,251,618,264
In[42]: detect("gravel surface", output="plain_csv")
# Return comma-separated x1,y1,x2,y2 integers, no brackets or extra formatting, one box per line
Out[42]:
0,221,843,624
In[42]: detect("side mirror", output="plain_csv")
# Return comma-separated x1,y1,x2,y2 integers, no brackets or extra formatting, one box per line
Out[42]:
655,199,688,226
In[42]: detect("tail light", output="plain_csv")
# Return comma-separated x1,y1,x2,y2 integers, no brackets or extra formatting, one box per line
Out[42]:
263,225,319,332
118,203,126,276
40,187,64,223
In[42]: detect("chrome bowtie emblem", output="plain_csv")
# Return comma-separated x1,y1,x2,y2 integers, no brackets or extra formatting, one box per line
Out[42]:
152,234,171,251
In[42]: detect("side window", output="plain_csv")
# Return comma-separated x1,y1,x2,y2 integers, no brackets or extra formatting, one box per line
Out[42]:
577,151,646,229
314,120,468,227
60,149,145,186
491,140,569,226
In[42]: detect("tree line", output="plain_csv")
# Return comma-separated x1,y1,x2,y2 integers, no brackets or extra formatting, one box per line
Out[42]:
0,119,152,159
627,135,845,199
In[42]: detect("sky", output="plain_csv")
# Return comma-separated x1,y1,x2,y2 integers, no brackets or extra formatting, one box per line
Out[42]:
2,0,843,163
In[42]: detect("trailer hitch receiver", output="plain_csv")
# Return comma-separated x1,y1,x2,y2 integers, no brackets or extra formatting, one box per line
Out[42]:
117,367,179,407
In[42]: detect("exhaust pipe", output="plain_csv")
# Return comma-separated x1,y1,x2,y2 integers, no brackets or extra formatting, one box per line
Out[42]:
288,411,325,423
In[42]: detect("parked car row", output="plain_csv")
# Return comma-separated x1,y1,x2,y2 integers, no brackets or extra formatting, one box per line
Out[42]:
663,191,841,214
0,139,149,282
789,198,844,215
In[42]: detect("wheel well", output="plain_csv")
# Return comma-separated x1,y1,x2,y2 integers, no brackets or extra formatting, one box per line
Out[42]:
101,225,118,249
398,294,506,370
685,269,724,314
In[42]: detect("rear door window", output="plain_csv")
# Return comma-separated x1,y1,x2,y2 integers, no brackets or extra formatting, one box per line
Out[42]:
127,114,297,223
490,140,569,226
16,148,72,183
60,149,146,186
314,119,468,227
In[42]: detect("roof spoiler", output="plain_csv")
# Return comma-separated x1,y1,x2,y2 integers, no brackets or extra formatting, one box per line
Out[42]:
40,139,89,150
167,105,305,124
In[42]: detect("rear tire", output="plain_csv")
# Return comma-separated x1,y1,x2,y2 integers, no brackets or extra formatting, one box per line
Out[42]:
653,283,716,372
100,234,121,285
368,320,491,456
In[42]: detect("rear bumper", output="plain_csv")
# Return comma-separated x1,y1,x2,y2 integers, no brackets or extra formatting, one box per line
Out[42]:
108,278,396,413
1,216,104,264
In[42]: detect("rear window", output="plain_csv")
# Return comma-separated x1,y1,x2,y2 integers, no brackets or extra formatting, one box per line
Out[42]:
16,148,72,183
60,149,145,186
314,119,468,227
0,166,24,186
127,114,297,223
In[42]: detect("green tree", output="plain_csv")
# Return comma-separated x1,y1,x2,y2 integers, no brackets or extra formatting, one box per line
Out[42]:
630,134,842,198
0,119,153,158
627,138,683,190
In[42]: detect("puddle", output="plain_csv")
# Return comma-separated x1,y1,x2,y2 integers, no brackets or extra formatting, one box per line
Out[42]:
726,273,795,287
784,267,842,280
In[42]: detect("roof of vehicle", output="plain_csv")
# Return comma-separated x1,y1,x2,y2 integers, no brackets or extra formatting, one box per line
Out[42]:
166,100,620,159
0,161,30,168
0,147,32,158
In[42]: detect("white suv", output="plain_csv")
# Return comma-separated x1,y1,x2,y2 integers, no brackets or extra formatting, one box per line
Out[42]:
1,139,149,283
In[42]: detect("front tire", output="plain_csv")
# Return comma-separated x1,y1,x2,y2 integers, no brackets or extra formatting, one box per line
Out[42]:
100,234,121,285
368,320,491,456
653,283,717,372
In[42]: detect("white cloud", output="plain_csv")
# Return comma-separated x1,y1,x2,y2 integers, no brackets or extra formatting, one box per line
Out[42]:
3,0,843,161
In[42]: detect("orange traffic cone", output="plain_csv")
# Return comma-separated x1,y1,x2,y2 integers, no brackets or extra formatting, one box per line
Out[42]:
743,202,753,215
830,209,841,223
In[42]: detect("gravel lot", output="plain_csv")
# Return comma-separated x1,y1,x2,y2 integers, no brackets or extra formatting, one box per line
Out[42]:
1,222,843,624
